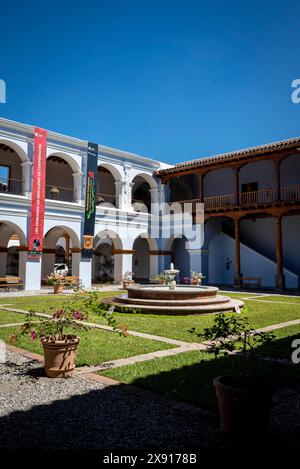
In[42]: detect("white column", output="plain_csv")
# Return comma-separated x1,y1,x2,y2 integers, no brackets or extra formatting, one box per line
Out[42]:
73,171,84,204
24,258,42,291
21,161,33,197
149,253,158,279
125,182,134,211
149,187,159,214
115,180,126,210
72,252,92,289
114,252,134,283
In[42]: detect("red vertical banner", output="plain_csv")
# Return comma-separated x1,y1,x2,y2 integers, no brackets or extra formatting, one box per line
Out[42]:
28,128,47,259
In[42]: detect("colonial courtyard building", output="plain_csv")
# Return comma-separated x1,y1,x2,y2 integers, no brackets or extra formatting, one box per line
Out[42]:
0,117,299,291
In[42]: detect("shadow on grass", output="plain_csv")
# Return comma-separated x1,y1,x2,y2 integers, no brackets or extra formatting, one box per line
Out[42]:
256,333,300,360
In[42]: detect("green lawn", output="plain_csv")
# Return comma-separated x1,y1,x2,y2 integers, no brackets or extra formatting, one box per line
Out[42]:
0,325,174,367
257,324,300,360
247,295,300,304
0,310,28,325
1,291,299,412
0,292,299,343
102,350,300,411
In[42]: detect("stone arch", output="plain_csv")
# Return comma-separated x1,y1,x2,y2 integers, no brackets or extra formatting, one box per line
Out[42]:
280,153,300,192
0,141,29,195
47,151,81,173
97,163,122,207
0,221,27,279
132,234,158,281
0,139,28,163
42,226,80,280
239,159,275,203
93,229,123,283
46,152,81,202
203,167,234,198
131,173,158,213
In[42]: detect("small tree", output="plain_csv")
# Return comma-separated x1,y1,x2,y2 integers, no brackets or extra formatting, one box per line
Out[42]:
189,311,274,374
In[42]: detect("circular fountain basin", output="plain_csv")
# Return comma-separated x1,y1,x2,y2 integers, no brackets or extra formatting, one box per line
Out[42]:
127,284,219,301
103,284,244,315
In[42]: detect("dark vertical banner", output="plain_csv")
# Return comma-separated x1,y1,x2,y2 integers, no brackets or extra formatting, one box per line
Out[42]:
28,128,47,259
82,142,98,258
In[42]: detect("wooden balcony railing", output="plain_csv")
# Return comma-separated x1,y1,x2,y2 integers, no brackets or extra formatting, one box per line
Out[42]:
169,184,300,211
281,184,300,202
0,177,23,195
240,187,275,206
204,193,235,209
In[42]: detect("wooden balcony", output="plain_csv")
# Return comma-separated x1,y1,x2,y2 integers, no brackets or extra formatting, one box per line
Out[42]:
170,184,300,213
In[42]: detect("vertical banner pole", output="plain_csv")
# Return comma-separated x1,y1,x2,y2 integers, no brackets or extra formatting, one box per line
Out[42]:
82,142,98,258
28,128,47,259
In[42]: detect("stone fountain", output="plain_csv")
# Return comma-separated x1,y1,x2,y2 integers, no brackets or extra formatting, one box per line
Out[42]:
163,262,179,290
103,264,244,315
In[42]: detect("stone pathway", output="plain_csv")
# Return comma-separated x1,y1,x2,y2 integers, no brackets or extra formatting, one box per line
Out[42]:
0,350,224,449
0,284,123,298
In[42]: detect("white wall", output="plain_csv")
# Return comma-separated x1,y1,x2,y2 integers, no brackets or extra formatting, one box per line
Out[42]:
239,160,275,190
209,232,298,288
281,154,300,187
203,168,234,197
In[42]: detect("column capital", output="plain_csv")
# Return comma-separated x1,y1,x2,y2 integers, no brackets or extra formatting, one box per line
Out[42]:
21,161,33,168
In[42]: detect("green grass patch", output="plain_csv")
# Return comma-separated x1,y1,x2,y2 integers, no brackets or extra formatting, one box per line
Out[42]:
248,296,300,304
0,310,27,325
0,324,174,366
256,324,300,360
1,292,299,344
102,351,300,410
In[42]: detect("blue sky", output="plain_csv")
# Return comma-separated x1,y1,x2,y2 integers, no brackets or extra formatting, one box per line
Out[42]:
1,0,300,163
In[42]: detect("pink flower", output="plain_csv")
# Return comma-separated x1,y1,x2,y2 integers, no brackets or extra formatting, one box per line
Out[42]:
52,310,63,319
73,311,86,321
31,331,37,341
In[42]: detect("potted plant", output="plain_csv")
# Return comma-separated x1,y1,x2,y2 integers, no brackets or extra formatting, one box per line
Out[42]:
49,186,60,199
153,273,167,285
10,291,127,378
122,271,135,289
191,271,205,285
183,276,190,285
46,272,66,294
190,312,275,435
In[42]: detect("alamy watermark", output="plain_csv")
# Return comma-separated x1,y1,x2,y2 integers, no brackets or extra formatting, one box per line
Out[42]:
291,79,300,104
0,79,6,103
291,338,300,364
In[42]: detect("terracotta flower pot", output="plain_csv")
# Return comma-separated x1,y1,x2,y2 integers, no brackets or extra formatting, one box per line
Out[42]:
53,284,64,294
123,280,135,289
213,375,273,434
191,279,200,285
41,337,80,378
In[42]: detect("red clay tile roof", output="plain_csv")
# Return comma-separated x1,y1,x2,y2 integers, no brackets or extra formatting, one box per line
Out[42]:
156,136,300,175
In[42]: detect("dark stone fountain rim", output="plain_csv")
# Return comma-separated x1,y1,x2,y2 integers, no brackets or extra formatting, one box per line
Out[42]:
127,284,219,301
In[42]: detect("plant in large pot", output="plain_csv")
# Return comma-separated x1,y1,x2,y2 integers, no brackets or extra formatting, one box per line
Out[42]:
46,272,66,294
190,311,275,436
190,271,205,285
10,291,126,378
122,271,135,289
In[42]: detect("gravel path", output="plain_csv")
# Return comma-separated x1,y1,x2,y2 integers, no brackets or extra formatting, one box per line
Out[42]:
0,285,123,298
1,351,300,449
0,351,224,449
